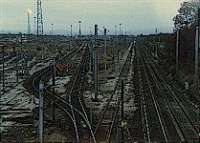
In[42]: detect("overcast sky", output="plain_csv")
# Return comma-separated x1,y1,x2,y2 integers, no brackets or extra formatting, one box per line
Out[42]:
0,0,184,35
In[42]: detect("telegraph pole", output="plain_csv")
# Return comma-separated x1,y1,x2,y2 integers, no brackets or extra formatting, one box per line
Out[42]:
41,44,44,60
71,24,73,37
94,24,98,101
155,28,158,58
198,104,200,143
197,6,200,143
104,28,107,70
104,28,107,57
0,94,1,142
119,23,122,36
51,24,54,35
52,58,56,121
120,80,124,143
20,33,27,77
115,25,117,36
195,8,200,89
0,42,1,139
90,26,92,36
112,25,117,72
16,62,19,83
195,20,199,88
70,24,72,50
34,16,37,35
176,29,179,75
79,21,82,38
38,81,44,143
19,33,22,78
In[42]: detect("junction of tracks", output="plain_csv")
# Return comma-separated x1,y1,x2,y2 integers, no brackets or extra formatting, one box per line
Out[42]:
0,36,199,142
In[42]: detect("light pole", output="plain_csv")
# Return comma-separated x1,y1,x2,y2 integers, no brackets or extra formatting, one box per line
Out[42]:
27,8,31,35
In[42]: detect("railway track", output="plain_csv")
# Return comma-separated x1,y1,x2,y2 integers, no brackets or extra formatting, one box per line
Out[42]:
26,40,82,94
146,55,199,142
64,43,96,142
94,41,134,142
0,56,31,94
44,43,96,142
127,44,144,142
133,42,199,142
152,53,199,123
25,41,97,142
138,49,168,142
22,41,83,137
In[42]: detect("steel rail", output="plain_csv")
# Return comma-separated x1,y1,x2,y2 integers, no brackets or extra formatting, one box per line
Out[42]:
141,57,169,142
133,45,169,142
137,50,151,142
105,107,119,143
106,42,136,142
26,42,84,141
143,49,187,141
94,42,133,137
77,44,97,143
149,58,199,139
45,87,97,142
147,62,187,142
29,42,96,142
66,43,96,143
67,44,87,142
31,45,83,93
143,47,198,141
